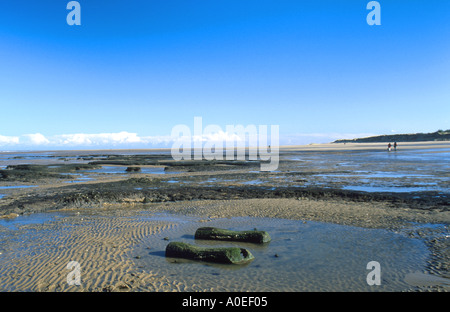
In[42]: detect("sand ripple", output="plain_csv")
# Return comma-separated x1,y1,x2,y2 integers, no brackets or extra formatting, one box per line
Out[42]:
0,211,178,292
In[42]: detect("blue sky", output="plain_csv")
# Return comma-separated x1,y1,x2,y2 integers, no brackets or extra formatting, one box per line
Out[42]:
0,0,449,149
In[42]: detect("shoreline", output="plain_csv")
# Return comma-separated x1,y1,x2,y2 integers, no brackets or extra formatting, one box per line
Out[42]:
1,140,449,154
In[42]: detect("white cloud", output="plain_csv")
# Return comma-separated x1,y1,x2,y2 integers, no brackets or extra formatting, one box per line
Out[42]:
54,132,143,146
0,135,20,145
0,132,175,149
23,133,50,145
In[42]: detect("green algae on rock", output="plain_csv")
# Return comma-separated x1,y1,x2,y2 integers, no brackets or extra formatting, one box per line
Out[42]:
195,227,271,244
165,242,255,264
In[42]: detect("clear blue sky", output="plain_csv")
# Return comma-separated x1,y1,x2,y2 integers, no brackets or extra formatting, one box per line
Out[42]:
0,1,449,149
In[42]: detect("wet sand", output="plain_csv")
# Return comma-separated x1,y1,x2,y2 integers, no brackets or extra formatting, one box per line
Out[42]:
0,142,449,292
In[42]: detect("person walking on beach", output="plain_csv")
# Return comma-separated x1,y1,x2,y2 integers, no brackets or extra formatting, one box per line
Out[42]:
388,143,391,151
394,142,397,151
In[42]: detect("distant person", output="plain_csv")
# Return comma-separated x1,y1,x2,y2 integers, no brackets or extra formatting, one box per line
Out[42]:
387,143,391,151
394,142,397,151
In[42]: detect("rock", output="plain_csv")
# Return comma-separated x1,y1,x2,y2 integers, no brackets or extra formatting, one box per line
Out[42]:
115,282,131,290
165,242,254,264
142,197,151,203
0,213,19,220
195,227,271,244
125,167,141,172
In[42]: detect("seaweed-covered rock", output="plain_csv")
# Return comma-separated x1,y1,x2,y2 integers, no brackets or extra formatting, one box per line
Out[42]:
195,227,271,244
126,167,141,172
165,242,254,264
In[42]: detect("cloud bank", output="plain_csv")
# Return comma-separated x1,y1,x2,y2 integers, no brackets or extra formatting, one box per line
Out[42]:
0,132,172,150
0,131,375,150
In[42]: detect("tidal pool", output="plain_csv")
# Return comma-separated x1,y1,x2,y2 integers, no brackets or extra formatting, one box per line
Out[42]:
133,213,433,292
0,213,58,230
282,149,450,194
85,166,167,175
341,185,438,193
0,185,38,189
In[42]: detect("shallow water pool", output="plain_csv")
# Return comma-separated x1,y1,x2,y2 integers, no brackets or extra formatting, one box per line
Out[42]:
0,185,38,189
341,185,437,193
85,166,167,175
0,212,59,230
133,213,434,291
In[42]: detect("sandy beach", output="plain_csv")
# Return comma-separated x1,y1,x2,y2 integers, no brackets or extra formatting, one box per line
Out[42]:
0,142,449,292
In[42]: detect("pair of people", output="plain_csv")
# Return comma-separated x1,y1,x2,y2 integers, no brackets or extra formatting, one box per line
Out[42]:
388,142,397,151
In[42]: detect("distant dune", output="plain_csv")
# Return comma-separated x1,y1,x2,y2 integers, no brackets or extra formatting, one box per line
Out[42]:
333,130,450,143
